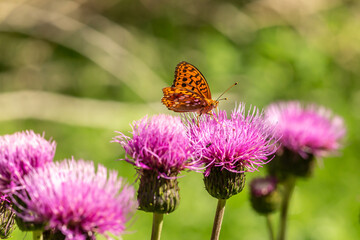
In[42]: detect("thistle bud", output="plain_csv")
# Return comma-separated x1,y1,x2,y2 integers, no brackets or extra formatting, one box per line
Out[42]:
204,166,245,200
250,177,280,215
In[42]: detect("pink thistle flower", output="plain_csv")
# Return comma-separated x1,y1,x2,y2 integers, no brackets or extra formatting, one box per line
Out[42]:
187,104,278,177
265,101,346,158
14,158,137,240
114,114,199,213
113,114,198,179
0,130,56,193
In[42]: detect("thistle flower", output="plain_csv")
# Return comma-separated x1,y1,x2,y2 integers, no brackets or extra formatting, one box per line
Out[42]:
265,101,345,158
187,104,278,199
113,114,198,213
113,114,197,178
249,177,280,215
265,101,346,177
0,130,56,193
14,158,137,240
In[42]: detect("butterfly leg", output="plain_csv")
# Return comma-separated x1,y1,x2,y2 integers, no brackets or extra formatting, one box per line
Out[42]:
208,111,221,125
196,114,201,127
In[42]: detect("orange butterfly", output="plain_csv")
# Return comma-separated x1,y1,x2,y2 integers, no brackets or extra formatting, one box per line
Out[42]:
162,61,235,116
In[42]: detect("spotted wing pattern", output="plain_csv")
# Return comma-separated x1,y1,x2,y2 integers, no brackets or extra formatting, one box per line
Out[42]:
162,61,218,115
172,61,211,99
161,87,208,112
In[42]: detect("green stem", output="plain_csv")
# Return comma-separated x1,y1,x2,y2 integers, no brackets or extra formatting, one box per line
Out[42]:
33,230,43,240
210,199,227,240
265,214,275,240
151,213,164,240
278,177,296,240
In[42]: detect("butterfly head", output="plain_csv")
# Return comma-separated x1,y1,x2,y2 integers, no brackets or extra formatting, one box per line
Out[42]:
199,98,219,115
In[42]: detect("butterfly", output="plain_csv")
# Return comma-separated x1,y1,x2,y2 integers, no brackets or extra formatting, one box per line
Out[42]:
162,61,233,116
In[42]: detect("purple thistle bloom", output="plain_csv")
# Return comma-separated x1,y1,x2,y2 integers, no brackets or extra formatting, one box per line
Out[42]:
0,130,56,193
265,101,346,158
187,104,278,176
113,114,198,178
14,158,137,240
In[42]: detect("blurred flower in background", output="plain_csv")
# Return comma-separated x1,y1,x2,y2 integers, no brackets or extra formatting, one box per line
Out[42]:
265,101,346,158
265,101,346,178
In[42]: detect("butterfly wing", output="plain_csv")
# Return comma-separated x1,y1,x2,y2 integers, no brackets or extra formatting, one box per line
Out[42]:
161,87,208,112
173,61,212,99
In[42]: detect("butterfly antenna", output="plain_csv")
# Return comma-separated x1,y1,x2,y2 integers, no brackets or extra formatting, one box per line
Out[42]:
215,82,238,102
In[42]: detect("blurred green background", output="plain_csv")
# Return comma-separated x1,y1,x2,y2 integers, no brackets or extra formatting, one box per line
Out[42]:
0,0,359,239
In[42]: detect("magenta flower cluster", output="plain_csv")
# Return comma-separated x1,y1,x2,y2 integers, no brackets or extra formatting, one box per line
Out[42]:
187,104,279,176
113,114,198,178
15,158,137,240
0,130,56,193
265,101,346,158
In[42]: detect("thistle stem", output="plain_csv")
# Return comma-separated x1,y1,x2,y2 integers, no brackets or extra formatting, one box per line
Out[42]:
32,230,43,240
278,177,296,240
210,199,227,240
265,214,275,240
151,213,164,240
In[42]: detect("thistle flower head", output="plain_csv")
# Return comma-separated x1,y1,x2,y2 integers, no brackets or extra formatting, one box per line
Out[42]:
265,101,346,158
14,158,137,240
113,114,197,178
187,104,278,176
0,130,56,193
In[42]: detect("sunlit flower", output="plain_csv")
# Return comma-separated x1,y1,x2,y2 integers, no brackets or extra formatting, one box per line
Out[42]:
186,104,278,199
0,130,56,193
265,101,346,158
113,114,198,178
14,158,137,240
188,104,278,176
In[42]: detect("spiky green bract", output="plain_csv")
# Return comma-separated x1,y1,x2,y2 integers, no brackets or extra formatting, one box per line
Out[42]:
204,166,245,199
138,170,179,213
0,194,15,239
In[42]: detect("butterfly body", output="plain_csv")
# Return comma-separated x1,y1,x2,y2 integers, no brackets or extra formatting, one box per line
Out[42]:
162,61,218,115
